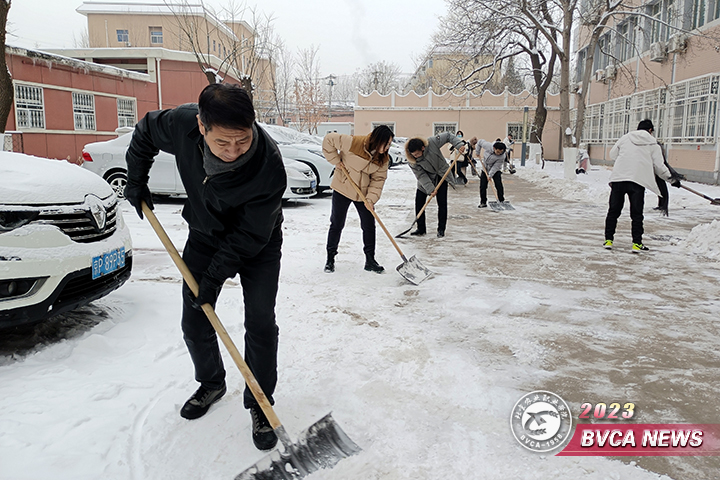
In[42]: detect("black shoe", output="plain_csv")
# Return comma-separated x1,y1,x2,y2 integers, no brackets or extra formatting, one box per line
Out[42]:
180,384,226,420
364,256,385,273
324,252,335,273
478,203,487,208
250,405,278,451
410,229,426,236
437,230,445,238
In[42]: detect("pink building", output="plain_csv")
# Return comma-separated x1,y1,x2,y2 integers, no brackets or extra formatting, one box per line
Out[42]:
4,45,240,162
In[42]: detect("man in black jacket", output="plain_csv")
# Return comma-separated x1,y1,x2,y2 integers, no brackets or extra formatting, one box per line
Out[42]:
124,83,286,451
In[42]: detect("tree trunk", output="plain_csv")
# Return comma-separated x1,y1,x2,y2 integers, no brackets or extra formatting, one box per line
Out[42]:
0,0,14,135
239,77,254,103
559,4,574,149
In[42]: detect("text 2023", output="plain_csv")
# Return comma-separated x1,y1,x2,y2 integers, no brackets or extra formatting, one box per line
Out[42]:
579,403,635,420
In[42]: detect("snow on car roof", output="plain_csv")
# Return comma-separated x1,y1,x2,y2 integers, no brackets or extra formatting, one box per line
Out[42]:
259,123,323,146
0,151,113,205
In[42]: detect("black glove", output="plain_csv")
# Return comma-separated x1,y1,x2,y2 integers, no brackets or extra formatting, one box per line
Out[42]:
191,275,224,310
124,180,154,219
671,178,682,188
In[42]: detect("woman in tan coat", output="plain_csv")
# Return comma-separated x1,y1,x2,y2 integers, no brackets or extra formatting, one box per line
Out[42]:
322,125,394,273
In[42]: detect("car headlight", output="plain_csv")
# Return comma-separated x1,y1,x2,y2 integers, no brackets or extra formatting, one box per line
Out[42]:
0,210,39,232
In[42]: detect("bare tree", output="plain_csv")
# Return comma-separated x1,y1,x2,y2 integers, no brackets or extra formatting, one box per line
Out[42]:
294,45,325,134
499,56,526,94
357,61,402,95
267,37,294,125
434,0,558,144
72,27,91,49
0,0,12,134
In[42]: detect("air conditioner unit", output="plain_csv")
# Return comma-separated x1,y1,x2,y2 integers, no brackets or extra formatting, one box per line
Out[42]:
595,69,606,82
605,64,616,80
667,34,688,53
649,41,667,62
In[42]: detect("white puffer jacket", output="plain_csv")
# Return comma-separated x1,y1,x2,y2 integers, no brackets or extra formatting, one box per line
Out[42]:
609,130,672,196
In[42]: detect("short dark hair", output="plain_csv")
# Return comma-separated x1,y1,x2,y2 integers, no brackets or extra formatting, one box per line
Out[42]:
493,142,507,152
407,138,425,154
637,119,654,132
198,83,255,131
456,130,464,136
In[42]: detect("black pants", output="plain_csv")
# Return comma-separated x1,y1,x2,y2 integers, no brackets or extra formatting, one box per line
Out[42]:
604,181,645,244
655,175,669,210
326,191,376,256
414,181,448,233
181,227,282,409
480,171,504,203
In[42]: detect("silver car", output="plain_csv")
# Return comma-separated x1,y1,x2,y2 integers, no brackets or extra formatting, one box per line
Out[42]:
81,129,317,200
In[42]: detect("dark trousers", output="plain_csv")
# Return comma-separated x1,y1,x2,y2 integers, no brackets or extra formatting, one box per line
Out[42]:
604,181,645,244
655,175,669,210
326,191,376,256
414,181,448,233
181,227,282,409
480,171,504,203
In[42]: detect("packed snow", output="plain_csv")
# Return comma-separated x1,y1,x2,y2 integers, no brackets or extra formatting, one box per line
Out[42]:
1,158,720,480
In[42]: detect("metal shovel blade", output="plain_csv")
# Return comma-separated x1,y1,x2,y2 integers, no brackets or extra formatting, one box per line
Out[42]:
397,255,433,285
500,200,515,210
488,201,514,211
235,413,361,480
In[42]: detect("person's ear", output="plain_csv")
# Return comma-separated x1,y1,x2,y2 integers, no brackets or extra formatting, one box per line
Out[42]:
196,115,206,135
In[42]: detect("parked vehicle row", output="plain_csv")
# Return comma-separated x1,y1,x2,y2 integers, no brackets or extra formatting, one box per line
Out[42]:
1,152,133,329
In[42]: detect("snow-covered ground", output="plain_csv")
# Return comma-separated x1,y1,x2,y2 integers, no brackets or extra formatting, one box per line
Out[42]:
1,159,719,480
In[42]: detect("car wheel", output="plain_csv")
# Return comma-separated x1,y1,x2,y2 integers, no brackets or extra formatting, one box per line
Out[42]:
106,171,128,198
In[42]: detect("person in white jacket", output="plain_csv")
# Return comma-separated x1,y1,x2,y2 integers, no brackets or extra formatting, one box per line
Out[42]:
604,119,681,253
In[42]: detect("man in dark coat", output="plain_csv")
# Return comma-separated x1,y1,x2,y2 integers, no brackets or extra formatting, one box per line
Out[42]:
124,83,286,451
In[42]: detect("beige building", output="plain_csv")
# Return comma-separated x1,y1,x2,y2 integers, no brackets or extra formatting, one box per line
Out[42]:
355,88,562,160
574,0,720,183
409,49,501,95
76,1,276,122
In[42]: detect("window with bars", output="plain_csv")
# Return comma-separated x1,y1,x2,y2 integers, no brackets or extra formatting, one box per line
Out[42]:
433,122,457,136
617,20,635,62
117,29,129,43
371,122,396,133
582,74,719,144
150,27,163,45
117,98,136,128
14,84,45,129
73,92,96,131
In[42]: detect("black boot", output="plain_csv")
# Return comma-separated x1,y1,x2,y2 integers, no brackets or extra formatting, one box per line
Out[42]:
364,255,385,273
410,228,426,236
324,251,336,273
250,405,278,451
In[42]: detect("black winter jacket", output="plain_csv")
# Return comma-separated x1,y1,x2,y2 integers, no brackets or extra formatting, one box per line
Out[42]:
126,104,286,283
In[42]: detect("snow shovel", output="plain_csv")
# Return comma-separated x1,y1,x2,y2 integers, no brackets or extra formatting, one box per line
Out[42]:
337,164,432,285
681,184,720,205
140,202,361,480
395,155,460,238
478,157,514,211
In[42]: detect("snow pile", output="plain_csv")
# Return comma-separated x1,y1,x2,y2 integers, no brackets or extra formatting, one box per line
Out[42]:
515,161,610,204
680,219,720,260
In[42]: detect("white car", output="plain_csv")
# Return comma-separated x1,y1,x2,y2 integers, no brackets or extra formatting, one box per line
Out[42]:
259,123,335,193
81,129,317,200
0,152,133,329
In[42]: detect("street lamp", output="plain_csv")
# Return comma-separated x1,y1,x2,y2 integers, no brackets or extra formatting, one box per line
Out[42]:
327,74,336,121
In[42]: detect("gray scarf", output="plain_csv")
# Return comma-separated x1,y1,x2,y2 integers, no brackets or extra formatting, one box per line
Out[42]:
202,123,259,176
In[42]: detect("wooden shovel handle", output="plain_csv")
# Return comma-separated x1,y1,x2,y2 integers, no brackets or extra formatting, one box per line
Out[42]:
336,163,408,261
141,201,283,430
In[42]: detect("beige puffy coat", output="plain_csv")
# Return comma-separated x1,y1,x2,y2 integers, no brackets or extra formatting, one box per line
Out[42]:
322,133,389,205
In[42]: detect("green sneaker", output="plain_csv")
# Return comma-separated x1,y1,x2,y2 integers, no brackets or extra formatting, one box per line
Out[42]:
603,240,613,250
632,243,649,253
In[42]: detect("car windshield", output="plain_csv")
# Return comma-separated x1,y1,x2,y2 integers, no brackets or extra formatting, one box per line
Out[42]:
259,123,322,146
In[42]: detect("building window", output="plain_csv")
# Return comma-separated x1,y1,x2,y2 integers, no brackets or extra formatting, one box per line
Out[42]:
213,40,216,52
73,92,96,131
617,19,635,62
371,122,396,133
576,47,587,83
593,33,611,71
117,29,129,43
14,84,45,129
693,0,707,28
433,122,457,136
507,123,524,142
117,98,136,128
150,27,163,45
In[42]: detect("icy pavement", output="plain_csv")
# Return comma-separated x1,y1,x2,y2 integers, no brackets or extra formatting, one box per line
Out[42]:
1,163,718,479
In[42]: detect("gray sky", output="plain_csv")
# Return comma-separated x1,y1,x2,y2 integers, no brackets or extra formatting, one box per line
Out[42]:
7,0,447,76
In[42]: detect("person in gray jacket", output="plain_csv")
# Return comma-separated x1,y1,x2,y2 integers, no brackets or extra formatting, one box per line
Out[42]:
604,119,681,253
474,139,507,207
405,132,465,237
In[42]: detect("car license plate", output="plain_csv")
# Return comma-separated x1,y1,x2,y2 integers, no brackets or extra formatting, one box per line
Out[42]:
311,180,317,189
92,247,125,279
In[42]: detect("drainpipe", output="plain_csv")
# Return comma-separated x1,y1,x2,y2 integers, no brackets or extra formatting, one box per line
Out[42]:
156,58,162,110
105,20,109,47
715,85,720,184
